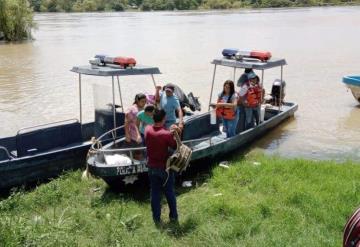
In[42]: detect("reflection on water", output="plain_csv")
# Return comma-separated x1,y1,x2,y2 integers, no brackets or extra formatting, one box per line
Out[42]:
0,7,360,161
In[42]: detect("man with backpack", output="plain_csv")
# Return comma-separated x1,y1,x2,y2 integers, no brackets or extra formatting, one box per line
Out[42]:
144,109,180,225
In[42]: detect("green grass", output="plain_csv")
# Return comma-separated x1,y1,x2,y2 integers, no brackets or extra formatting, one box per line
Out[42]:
1,153,360,246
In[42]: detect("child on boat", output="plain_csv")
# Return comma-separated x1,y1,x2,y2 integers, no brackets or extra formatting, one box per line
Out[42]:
215,80,238,138
137,104,155,144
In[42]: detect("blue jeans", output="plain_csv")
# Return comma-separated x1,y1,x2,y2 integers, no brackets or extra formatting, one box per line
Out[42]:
148,168,178,223
245,106,260,129
223,119,237,138
165,120,176,129
223,110,239,138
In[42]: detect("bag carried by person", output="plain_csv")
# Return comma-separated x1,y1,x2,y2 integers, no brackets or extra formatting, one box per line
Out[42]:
343,207,360,247
166,131,192,173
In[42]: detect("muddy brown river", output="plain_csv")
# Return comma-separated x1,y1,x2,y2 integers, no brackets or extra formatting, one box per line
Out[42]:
0,7,359,161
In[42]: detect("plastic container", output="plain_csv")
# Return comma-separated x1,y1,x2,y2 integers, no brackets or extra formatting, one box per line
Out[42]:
260,106,265,123
210,109,217,125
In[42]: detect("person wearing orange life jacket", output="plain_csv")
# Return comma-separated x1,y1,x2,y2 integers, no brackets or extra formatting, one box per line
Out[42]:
215,80,238,138
239,72,263,129
236,68,254,132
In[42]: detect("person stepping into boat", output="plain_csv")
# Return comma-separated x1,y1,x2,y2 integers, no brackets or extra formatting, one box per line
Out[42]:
155,84,184,131
145,109,180,225
215,80,238,138
239,72,263,129
124,93,147,158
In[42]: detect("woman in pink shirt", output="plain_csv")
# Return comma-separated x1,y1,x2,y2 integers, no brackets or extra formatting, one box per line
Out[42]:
124,93,147,146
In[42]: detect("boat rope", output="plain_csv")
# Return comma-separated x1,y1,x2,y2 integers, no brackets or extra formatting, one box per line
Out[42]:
82,137,103,180
163,130,192,186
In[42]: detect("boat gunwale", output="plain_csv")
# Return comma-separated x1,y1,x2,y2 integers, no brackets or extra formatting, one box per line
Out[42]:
87,102,298,169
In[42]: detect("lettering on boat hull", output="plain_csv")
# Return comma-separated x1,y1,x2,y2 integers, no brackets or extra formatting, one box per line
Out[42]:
116,163,148,176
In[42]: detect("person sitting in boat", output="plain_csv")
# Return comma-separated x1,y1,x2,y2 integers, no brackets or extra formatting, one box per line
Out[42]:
155,84,184,131
136,104,155,144
239,72,263,129
124,93,147,147
215,80,238,138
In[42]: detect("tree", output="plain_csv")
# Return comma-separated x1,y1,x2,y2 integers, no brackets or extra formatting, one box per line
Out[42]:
0,0,35,41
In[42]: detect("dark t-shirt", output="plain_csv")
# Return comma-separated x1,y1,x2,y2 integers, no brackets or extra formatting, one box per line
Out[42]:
144,125,177,169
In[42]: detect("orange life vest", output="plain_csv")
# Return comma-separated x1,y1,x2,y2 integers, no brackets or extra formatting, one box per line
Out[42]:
216,98,236,120
246,86,262,108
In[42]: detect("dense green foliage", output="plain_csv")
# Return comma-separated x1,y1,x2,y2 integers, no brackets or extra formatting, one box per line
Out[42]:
0,0,35,41
1,154,360,246
26,0,360,12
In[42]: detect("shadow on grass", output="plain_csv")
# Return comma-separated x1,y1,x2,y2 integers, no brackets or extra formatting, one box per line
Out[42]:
0,168,83,200
98,151,248,205
100,176,150,204
157,217,198,238
0,177,62,200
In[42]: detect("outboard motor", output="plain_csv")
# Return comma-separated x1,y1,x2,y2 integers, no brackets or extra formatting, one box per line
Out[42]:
270,79,286,106
187,92,201,112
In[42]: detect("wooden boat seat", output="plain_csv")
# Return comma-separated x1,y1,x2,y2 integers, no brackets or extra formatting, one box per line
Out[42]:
16,122,83,157
182,113,220,141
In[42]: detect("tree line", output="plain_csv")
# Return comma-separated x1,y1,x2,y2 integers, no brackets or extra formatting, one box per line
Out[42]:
0,0,358,41
27,0,360,12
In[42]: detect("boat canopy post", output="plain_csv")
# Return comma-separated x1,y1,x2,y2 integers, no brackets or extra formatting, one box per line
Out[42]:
208,64,217,111
151,74,157,89
233,67,236,82
279,65,283,110
111,76,116,138
261,69,264,102
116,76,124,113
78,73,82,124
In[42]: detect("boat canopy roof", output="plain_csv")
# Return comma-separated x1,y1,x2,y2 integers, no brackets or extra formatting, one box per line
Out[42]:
211,57,287,70
71,65,161,77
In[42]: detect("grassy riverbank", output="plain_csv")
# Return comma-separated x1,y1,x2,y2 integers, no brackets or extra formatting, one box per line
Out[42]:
1,153,359,246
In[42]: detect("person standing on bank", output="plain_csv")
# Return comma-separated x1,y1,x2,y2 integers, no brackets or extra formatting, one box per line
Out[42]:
145,109,180,224
155,84,184,130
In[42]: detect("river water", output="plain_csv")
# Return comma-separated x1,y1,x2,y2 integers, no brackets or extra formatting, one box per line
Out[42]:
0,7,359,161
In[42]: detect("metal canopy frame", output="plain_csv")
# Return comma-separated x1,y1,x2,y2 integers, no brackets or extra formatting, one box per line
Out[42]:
71,64,161,133
208,57,286,111
71,65,161,77
211,57,287,70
